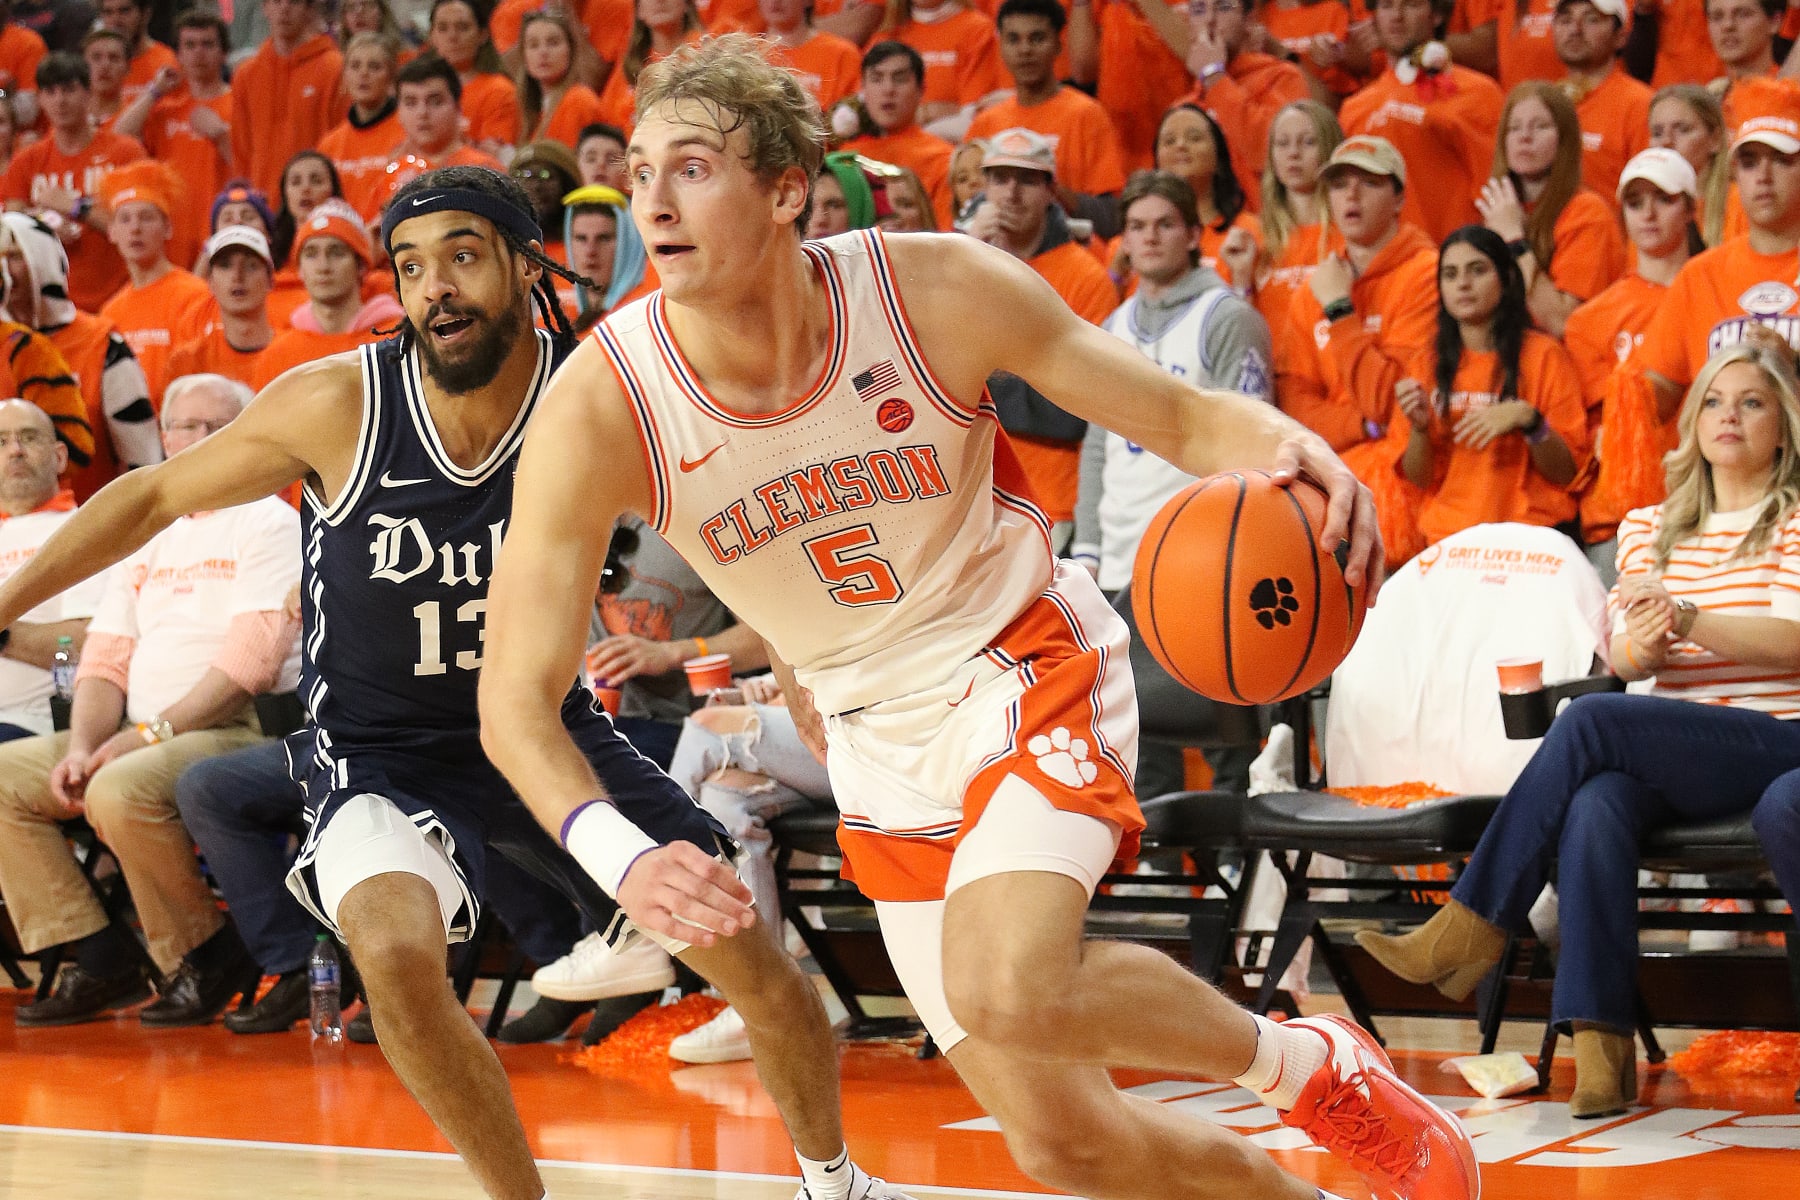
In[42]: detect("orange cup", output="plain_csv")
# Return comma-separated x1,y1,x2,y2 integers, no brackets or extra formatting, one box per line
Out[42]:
683,653,732,695
591,680,622,716
1495,657,1544,695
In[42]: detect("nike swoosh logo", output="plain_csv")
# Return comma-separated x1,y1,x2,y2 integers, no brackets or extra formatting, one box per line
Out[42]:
410,194,442,207
678,442,727,473
379,471,430,488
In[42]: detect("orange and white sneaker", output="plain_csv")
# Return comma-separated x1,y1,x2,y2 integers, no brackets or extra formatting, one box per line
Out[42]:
1280,1014,1480,1200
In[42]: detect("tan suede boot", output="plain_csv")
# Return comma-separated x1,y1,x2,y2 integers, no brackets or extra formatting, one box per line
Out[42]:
1570,1027,1638,1119
1353,899,1508,1001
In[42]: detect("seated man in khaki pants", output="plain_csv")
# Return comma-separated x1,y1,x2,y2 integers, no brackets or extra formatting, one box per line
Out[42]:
0,372,301,1028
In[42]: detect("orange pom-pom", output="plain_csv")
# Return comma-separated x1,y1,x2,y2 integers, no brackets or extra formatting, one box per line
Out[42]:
565,994,728,1076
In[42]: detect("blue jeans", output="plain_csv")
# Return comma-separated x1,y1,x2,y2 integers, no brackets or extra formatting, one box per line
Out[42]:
1452,693,1800,1030
175,741,321,975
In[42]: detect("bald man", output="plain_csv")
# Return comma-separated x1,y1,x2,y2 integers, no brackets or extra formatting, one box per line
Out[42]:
0,399,100,742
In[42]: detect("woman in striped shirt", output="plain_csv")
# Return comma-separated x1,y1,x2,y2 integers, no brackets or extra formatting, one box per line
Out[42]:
1356,341,1800,1121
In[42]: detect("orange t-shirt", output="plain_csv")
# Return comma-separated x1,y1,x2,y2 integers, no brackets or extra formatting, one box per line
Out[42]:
317,110,407,223
492,0,637,63
1,130,146,313
0,23,46,95
1260,0,1362,96
766,32,863,111
1638,237,1800,391
1540,188,1629,303
1339,66,1504,244
253,327,382,390
593,32,706,134
166,324,269,391
1561,272,1665,429
1650,0,1725,89
99,267,214,408
1190,52,1312,215
121,39,178,105
892,11,1008,109
230,33,346,199
1574,66,1654,212
1013,237,1117,523
1459,0,1562,90
1254,218,1341,332
1198,211,1261,285
141,87,233,269
842,125,956,228
265,271,309,332
1394,330,1590,545
534,83,610,147
1093,0,1191,171
967,86,1127,197
461,71,522,148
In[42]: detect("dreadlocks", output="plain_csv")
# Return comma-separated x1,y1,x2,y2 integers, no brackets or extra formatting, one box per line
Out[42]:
384,165,599,351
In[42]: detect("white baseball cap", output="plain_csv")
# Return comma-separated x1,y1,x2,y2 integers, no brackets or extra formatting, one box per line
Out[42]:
1556,0,1630,23
200,224,274,271
1616,147,1698,201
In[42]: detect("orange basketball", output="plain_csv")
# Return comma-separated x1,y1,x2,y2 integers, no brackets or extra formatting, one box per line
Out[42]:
1131,470,1368,705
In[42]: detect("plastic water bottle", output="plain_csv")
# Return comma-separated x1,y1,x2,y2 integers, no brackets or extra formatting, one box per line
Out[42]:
50,636,76,701
309,934,343,1042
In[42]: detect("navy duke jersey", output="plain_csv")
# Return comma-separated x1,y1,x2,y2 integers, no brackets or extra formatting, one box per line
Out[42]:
283,330,727,942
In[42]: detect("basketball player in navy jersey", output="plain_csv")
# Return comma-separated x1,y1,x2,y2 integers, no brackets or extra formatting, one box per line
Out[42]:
481,35,1478,1200
0,167,911,1200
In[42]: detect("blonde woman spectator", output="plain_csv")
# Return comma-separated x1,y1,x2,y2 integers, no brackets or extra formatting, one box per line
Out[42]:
594,0,705,133
1648,82,1732,247
883,165,938,231
516,8,606,146
1254,98,1341,328
949,136,984,220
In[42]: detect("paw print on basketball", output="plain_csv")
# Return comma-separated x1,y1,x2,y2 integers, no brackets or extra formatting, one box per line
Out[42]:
1249,577,1300,629
1028,726,1098,789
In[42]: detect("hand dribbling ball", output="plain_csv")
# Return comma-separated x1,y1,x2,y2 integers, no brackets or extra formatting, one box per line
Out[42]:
1131,470,1368,704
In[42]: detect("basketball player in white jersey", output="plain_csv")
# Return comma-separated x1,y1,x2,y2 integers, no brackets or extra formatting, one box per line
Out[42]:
481,35,1478,1200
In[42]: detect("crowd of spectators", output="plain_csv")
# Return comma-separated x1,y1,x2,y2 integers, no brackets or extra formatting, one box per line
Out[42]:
0,0,1797,1112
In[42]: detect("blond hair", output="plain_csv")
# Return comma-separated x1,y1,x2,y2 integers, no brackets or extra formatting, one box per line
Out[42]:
634,35,828,233
1259,99,1341,266
623,0,704,85
1493,81,1584,269
1651,84,1730,247
1654,343,1800,568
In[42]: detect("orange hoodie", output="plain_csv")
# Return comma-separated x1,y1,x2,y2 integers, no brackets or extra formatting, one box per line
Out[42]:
1188,51,1311,214
1276,222,1440,565
1093,0,1193,171
231,33,346,198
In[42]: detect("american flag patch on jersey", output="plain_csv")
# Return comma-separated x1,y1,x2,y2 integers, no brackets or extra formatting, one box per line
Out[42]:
852,360,902,400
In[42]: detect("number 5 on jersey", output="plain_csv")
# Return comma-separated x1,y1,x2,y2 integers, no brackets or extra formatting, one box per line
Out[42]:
804,524,904,607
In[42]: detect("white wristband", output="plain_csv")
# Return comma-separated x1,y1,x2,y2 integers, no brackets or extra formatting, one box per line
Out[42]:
561,800,660,898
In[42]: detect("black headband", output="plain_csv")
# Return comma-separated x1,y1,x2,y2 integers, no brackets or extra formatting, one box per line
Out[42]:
380,186,543,256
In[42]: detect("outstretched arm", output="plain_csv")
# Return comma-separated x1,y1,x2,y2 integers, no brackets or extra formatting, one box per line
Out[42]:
481,340,753,946
0,360,348,630
891,234,1383,590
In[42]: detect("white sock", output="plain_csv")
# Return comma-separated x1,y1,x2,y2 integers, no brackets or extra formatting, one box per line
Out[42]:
1231,1014,1328,1111
796,1145,855,1200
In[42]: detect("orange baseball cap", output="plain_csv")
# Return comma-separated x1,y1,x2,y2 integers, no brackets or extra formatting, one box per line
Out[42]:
1730,77,1800,155
293,198,373,266
98,159,183,220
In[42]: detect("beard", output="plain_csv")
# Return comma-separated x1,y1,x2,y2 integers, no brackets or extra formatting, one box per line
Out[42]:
408,295,531,395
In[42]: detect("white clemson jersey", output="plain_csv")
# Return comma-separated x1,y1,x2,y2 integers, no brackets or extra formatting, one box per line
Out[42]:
594,229,1056,715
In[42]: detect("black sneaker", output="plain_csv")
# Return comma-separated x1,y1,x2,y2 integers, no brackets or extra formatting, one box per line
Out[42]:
223,967,311,1035
496,996,593,1044
346,1006,377,1044
16,964,151,1027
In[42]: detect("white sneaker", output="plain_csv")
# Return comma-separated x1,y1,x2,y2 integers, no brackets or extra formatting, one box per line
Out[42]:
531,933,675,1001
792,1163,918,1199
669,1004,752,1063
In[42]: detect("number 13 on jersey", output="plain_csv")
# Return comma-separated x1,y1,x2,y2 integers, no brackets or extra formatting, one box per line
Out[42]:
412,599,487,675
804,524,904,607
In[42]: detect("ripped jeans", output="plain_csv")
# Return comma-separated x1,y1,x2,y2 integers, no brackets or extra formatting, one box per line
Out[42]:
666,703,836,919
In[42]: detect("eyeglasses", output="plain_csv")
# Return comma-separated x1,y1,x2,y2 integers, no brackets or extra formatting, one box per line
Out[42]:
163,418,233,437
511,167,562,182
0,430,50,449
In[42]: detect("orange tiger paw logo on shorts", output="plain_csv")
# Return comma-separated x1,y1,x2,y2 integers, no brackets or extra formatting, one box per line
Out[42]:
1028,726,1099,789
